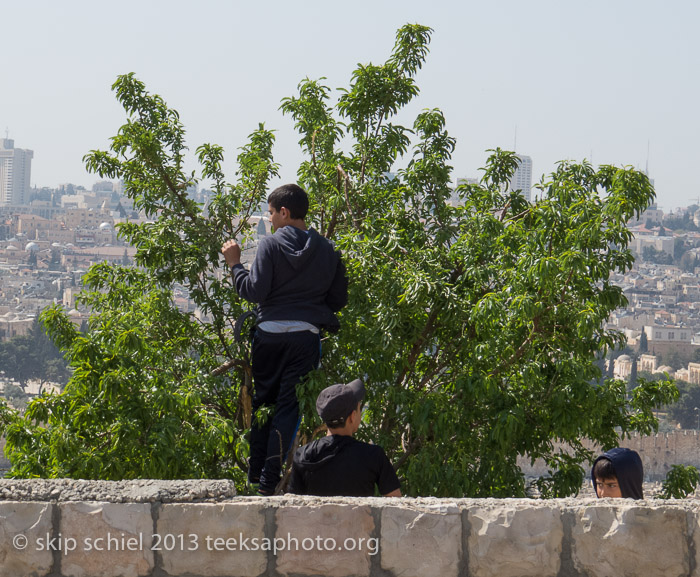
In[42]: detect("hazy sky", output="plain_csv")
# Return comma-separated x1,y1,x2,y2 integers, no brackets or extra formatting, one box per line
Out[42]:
3,0,699,211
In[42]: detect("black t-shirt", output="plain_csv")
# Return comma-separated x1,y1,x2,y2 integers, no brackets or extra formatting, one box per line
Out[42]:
287,435,400,497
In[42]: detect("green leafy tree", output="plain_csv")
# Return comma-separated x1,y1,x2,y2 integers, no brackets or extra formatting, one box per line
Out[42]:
659,464,700,499
0,25,678,496
0,72,278,481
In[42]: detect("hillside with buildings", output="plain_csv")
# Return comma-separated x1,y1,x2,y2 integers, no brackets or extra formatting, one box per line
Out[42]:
607,204,700,385
0,149,271,423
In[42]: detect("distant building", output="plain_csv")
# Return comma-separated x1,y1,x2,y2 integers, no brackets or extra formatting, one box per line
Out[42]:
0,139,33,205
0,311,34,340
452,177,479,206
631,203,664,226
642,324,698,358
688,363,700,385
639,354,658,373
508,154,532,201
644,325,691,345
614,354,633,379
630,234,675,258
92,181,114,193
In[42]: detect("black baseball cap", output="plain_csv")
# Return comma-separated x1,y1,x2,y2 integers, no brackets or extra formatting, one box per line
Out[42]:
316,379,365,424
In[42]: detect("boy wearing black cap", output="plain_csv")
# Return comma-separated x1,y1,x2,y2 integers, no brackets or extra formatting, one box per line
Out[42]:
287,379,401,497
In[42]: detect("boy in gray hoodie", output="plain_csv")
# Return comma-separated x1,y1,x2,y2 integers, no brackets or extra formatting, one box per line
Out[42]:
222,184,347,495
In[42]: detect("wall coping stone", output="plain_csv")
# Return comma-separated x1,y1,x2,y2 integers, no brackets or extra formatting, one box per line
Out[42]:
0,478,237,502
2,479,699,506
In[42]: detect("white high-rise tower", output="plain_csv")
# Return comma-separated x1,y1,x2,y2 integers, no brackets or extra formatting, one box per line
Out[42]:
509,154,532,201
0,138,33,205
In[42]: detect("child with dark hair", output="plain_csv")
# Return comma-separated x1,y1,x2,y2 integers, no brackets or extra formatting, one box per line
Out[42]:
221,183,348,496
287,379,401,497
591,447,644,499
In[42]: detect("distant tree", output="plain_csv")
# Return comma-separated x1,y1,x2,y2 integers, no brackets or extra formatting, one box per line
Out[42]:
665,351,682,371
49,249,62,272
1,384,29,411
0,317,70,392
28,188,53,204
674,237,689,260
0,337,34,391
606,357,615,379
121,249,130,266
593,353,607,386
628,357,638,389
642,245,673,264
663,212,697,232
639,331,648,354
27,251,37,268
669,381,700,429
680,251,698,273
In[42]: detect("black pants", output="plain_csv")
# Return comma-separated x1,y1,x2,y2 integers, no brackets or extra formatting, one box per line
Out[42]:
248,329,320,494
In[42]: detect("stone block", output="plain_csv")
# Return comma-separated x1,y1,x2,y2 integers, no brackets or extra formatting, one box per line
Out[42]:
571,503,688,577
0,502,53,577
157,502,267,577
275,503,375,577
381,502,462,577
60,502,154,577
468,500,562,577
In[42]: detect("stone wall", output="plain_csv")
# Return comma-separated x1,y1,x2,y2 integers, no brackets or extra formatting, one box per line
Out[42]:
518,429,700,480
1,479,700,577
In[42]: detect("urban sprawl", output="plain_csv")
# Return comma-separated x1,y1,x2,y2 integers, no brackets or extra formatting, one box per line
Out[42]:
1,139,698,399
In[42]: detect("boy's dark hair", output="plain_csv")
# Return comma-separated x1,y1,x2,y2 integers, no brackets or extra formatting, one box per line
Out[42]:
267,184,309,220
593,457,616,480
325,415,349,429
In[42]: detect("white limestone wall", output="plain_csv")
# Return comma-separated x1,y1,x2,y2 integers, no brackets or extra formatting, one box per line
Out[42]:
0,480,698,577
518,429,700,481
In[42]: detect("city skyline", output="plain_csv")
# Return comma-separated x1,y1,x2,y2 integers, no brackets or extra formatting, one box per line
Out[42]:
0,139,33,205
2,1,699,211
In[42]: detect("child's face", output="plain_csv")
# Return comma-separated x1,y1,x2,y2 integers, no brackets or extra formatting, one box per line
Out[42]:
268,204,285,232
595,476,622,498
